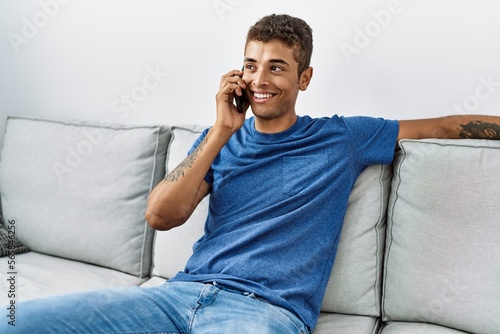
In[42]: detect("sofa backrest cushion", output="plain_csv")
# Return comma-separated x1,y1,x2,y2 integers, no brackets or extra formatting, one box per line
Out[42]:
321,163,392,316
0,117,171,277
151,125,209,279
383,139,500,334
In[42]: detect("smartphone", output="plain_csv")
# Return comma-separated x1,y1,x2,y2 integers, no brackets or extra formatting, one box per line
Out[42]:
235,89,248,113
234,67,248,113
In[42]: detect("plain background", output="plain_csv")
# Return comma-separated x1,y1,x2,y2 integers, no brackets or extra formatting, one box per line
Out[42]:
1,0,500,149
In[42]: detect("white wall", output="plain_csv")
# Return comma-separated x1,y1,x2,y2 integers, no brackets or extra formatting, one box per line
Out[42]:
1,0,500,149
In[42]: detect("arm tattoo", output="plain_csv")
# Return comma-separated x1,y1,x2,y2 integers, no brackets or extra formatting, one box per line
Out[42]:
163,136,209,183
459,121,500,139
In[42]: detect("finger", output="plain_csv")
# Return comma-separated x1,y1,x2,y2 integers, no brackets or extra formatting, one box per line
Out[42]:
232,80,246,93
232,70,244,77
220,70,242,88
228,69,243,77
223,76,246,92
231,83,248,99
217,83,240,105
226,74,245,85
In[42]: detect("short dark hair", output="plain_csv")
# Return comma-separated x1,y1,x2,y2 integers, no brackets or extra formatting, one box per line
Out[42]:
246,14,313,76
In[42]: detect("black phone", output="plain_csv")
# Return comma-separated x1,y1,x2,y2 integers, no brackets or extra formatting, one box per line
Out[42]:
235,89,248,113
234,67,248,113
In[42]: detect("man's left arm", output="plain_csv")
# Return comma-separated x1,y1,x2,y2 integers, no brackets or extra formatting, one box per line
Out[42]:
398,115,500,141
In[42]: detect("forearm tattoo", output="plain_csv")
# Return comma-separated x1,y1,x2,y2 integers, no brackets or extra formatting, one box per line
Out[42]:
459,121,500,139
163,136,209,183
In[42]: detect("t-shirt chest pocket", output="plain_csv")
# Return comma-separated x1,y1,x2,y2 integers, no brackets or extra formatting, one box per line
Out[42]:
282,155,328,196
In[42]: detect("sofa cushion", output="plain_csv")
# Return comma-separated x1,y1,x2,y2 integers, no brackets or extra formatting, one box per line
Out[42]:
379,322,469,334
0,252,147,302
151,125,208,279
383,139,500,334
321,164,392,316
313,313,379,334
140,275,167,288
0,117,171,277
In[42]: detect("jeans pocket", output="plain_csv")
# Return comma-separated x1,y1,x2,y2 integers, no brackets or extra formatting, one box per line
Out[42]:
244,293,309,334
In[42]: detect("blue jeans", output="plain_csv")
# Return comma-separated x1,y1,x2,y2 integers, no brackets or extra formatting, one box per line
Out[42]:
3,281,310,334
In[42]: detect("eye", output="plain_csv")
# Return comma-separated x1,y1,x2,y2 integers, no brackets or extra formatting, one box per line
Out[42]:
270,65,283,72
245,63,255,71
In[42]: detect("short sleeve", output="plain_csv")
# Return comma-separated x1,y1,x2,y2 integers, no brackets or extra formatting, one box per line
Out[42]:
341,116,399,168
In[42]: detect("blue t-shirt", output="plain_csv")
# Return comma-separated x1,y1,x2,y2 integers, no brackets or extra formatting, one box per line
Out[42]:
170,115,399,331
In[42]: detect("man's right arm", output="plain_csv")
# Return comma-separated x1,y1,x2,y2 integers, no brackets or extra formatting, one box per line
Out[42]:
145,126,231,231
145,69,248,231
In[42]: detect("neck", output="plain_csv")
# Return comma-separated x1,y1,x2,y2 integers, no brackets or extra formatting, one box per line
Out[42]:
254,113,298,134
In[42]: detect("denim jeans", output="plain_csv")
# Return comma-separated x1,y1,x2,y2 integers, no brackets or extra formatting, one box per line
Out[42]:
2,281,310,334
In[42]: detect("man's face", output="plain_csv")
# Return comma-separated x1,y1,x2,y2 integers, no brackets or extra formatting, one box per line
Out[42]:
243,40,311,123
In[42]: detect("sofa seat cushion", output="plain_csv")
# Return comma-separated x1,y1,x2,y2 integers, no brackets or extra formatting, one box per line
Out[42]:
0,252,147,302
139,275,167,288
313,313,379,334
380,322,469,333
0,117,171,277
383,139,500,334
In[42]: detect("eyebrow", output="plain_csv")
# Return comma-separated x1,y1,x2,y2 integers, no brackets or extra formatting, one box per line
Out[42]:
244,57,290,67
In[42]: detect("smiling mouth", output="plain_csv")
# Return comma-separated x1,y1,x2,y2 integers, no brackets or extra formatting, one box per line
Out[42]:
252,92,276,100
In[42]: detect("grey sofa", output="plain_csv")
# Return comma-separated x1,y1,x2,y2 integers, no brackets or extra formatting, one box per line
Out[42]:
0,116,499,333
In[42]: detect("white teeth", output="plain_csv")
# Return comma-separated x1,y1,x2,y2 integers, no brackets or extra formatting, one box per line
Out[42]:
254,93,274,99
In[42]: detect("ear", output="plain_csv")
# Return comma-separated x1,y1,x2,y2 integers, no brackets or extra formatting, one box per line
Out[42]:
299,67,313,91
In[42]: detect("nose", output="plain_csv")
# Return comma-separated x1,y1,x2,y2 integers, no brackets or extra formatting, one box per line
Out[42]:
249,68,269,88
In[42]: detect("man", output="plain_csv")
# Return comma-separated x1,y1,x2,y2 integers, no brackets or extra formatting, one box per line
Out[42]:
11,14,500,334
